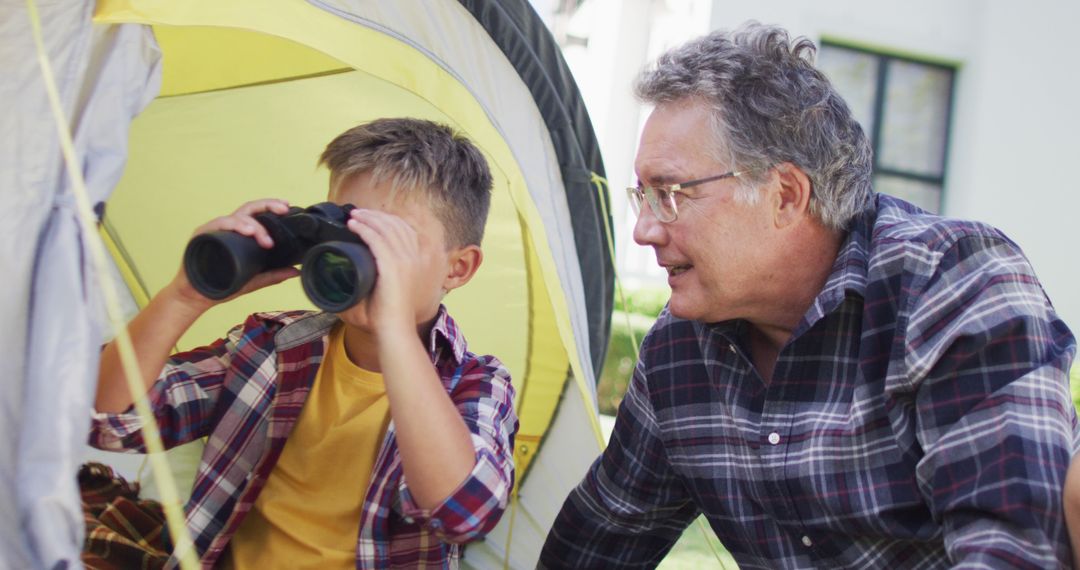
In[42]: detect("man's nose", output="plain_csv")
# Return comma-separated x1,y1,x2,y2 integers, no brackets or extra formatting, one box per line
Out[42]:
632,204,667,247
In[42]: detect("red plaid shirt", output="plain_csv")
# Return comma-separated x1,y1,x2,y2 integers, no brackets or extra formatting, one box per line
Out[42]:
90,306,517,569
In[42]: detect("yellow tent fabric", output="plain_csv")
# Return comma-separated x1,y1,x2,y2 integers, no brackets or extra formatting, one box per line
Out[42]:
93,0,603,509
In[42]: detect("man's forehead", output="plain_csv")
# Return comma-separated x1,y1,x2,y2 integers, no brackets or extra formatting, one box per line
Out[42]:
635,102,720,181
634,139,710,185
635,126,730,182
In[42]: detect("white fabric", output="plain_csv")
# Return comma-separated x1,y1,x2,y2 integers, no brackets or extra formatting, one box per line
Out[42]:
0,2,162,566
0,2,64,565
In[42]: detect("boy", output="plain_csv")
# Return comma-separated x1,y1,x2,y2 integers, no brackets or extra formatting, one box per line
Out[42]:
89,118,518,568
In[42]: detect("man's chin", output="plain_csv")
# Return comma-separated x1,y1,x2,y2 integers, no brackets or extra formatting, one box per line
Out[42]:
666,300,697,321
667,296,727,323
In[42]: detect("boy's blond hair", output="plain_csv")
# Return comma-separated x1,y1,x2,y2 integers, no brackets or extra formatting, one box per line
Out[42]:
319,118,493,247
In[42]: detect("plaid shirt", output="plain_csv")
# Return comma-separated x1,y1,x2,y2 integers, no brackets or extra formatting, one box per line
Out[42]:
80,462,169,570
90,306,517,569
541,194,1078,569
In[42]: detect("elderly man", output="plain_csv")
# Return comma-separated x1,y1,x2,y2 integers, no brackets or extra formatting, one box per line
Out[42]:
540,22,1077,569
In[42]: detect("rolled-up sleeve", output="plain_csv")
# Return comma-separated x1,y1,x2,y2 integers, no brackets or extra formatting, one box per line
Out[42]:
907,234,1078,569
398,355,518,543
89,322,246,452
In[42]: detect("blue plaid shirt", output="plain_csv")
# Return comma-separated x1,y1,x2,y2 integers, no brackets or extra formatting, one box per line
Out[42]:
542,194,1078,569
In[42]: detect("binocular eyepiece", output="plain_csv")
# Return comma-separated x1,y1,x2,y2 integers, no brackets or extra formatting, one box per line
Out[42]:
183,202,376,312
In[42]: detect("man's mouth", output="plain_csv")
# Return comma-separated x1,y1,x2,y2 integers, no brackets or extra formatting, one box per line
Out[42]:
666,264,692,277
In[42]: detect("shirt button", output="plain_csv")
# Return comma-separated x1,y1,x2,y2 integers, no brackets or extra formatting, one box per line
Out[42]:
801,535,813,547
767,432,780,445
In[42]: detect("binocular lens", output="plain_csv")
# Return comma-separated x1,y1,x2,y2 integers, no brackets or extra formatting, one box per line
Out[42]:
301,241,377,312
308,251,357,307
189,240,236,293
183,232,267,300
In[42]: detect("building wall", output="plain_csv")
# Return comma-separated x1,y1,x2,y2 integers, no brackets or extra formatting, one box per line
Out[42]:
944,1,1080,332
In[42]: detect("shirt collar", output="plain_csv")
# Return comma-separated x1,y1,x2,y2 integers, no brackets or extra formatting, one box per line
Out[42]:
790,204,873,338
270,305,466,365
426,304,467,365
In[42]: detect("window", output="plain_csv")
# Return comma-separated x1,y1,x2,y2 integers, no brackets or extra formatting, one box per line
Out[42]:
817,42,957,213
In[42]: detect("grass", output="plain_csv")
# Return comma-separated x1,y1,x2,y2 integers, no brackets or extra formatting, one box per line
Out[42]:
659,517,738,569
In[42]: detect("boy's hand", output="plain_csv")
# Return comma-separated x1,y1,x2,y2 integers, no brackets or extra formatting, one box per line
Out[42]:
343,208,480,510
167,199,300,313
96,197,297,414
341,208,444,335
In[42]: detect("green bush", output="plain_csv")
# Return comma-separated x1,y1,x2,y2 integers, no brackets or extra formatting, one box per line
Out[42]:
614,287,669,318
1072,365,1080,413
598,310,659,415
598,286,668,415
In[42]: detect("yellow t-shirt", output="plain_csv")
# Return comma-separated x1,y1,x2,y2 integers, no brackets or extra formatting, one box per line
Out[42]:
229,324,390,569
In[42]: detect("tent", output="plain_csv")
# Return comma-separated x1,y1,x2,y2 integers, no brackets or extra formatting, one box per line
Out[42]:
1,0,613,567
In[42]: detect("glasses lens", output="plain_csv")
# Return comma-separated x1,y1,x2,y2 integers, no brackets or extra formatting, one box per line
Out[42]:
626,187,644,216
644,187,677,222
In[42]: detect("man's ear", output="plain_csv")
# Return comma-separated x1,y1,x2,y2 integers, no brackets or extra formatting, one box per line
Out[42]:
772,162,813,229
443,244,484,293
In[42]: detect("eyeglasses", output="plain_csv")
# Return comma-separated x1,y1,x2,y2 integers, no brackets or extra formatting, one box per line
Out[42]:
626,170,749,223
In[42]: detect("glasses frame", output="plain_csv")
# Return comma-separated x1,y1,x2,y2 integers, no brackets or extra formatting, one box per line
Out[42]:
627,170,750,223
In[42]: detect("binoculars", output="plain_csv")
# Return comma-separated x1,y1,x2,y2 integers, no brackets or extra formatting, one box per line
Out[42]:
183,202,376,312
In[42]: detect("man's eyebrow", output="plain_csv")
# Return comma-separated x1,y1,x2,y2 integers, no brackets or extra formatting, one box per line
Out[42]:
636,174,682,187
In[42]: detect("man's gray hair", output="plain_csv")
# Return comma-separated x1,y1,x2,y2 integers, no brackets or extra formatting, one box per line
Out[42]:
635,22,874,230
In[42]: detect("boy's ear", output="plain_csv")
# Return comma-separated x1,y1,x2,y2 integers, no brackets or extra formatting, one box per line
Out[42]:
443,244,483,292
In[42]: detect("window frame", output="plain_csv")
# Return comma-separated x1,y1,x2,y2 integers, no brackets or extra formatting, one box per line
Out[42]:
819,40,959,212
